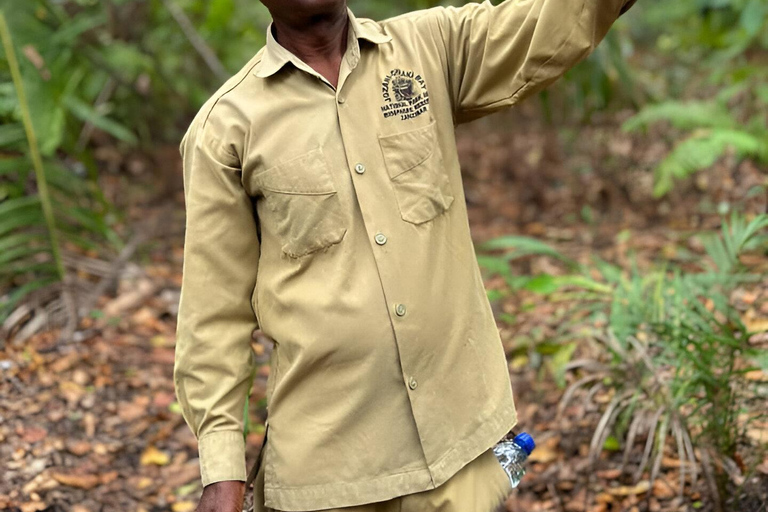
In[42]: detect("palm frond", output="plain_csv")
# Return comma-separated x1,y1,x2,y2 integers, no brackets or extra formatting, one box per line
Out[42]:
0,12,122,342
702,213,768,273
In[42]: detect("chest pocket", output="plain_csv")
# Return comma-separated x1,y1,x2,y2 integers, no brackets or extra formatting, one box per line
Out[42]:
253,148,347,259
378,120,454,225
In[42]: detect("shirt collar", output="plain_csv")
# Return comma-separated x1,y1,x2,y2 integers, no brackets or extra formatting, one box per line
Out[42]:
254,8,391,79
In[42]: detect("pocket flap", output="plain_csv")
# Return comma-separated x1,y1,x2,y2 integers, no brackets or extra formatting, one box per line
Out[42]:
253,148,336,195
378,120,437,179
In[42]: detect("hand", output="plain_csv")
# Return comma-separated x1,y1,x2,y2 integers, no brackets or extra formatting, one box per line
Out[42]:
197,480,246,512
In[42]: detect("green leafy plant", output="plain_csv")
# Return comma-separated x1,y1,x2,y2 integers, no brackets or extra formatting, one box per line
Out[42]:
0,12,65,321
0,0,271,149
478,213,768,510
622,93,768,197
0,0,274,340
620,0,768,197
565,215,768,511
0,9,121,340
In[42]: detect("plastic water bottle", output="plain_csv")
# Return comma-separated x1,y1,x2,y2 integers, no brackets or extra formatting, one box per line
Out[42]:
492,432,535,488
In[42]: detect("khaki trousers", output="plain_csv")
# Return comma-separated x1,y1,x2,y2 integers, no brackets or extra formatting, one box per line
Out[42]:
252,446,512,512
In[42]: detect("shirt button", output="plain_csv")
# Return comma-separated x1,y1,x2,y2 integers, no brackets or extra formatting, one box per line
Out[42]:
354,163,366,174
408,377,418,390
395,303,407,316
374,233,387,245
337,96,346,104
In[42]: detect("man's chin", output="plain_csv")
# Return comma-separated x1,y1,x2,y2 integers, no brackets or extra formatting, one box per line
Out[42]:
297,1,347,17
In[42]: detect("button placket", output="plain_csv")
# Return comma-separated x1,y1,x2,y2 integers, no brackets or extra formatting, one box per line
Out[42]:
335,86,428,452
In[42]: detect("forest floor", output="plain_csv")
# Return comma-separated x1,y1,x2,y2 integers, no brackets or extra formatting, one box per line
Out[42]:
1,107,767,512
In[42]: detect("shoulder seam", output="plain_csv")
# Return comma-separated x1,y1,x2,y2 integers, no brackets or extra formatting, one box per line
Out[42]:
380,5,445,27
200,53,264,130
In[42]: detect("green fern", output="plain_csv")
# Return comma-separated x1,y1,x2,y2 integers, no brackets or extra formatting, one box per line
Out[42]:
478,235,578,266
622,100,736,132
621,1,768,201
623,97,768,197
653,128,768,196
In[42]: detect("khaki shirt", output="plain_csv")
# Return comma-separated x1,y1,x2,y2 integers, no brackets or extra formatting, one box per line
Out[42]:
174,1,635,510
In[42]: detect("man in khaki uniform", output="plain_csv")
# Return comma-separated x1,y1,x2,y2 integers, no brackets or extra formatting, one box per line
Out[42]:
174,0,637,511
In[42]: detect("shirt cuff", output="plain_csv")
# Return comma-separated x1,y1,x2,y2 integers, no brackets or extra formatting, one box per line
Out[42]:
198,430,247,487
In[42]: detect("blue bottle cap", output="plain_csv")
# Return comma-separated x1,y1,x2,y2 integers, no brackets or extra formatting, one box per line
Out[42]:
513,432,535,455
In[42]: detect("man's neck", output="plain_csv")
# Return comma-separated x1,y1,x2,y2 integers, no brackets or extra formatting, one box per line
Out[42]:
272,9,349,88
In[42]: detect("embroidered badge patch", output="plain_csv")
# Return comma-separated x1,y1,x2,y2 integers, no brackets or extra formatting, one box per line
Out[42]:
380,69,430,121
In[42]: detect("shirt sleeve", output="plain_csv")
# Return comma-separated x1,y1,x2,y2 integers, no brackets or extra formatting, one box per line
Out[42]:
173,109,260,487
432,0,637,123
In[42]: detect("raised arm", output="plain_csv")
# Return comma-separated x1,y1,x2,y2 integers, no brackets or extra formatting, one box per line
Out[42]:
173,107,260,495
432,0,637,123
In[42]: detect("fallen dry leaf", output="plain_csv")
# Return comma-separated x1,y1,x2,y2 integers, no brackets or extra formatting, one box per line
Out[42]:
134,477,154,490
596,468,622,479
140,445,170,466
100,471,119,485
746,426,768,444
744,369,767,381
49,353,79,373
22,473,58,494
595,493,615,504
20,426,48,444
605,480,651,496
150,347,176,365
527,435,560,463
66,440,92,456
72,369,90,386
153,391,176,409
103,280,156,317
59,381,85,404
161,462,200,489
150,334,170,347
119,395,151,422
652,478,677,499
19,502,47,512
83,412,96,437
51,473,101,490
745,317,768,333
